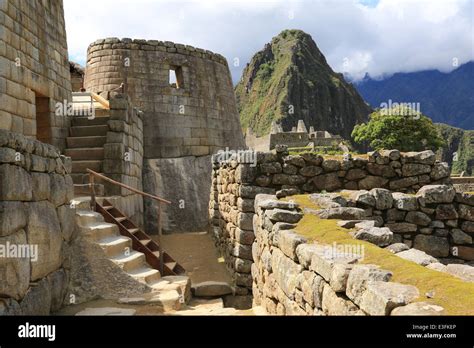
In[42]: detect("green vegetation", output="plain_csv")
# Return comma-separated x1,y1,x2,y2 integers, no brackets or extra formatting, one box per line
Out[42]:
288,146,344,156
352,108,445,151
284,194,474,315
436,123,474,176
452,131,474,175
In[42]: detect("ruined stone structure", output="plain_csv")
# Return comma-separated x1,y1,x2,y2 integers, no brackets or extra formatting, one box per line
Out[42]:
83,38,245,233
209,148,454,296
245,120,343,152
0,0,72,150
210,148,474,314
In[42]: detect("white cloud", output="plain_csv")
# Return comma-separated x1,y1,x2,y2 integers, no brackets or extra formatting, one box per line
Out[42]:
63,0,473,82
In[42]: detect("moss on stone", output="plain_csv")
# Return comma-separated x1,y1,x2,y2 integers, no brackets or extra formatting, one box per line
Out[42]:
284,194,474,315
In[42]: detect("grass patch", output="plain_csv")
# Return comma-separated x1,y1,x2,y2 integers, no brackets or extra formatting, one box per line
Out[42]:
285,194,474,315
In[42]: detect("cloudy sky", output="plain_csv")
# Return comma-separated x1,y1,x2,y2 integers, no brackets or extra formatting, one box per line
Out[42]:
64,0,473,83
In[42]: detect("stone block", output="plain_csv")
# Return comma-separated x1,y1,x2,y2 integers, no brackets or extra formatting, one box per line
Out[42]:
351,227,393,247
391,302,444,316
322,284,360,315
57,205,76,242
346,264,392,305
413,235,449,257
370,188,393,210
50,173,67,207
19,277,52,315
405,211,431,226
271,248,303,299
0,164,32,201
392,192,418,211
309,246,359,282
265,208,302,223
26,201,63,281
0,201,27,237
435,204,458,220
458,204,474,222
275,230,307,261
359,281,419,315
416,185,456,205
385,222,417,233
47,268,68,312
396,248,438,266
0,230,30,300
359,176,389,190
31,172,51,201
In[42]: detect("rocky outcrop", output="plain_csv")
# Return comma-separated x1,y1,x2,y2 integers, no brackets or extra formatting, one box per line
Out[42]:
236,29,371,139
143,155,212,233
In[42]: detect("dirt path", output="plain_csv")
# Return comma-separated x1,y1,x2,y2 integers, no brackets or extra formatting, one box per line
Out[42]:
157,232,233,285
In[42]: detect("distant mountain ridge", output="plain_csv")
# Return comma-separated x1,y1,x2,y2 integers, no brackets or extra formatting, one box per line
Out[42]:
235,29,372,139
355,62,474,130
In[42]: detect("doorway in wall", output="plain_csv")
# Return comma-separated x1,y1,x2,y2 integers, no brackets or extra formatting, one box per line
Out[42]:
34,92,51,144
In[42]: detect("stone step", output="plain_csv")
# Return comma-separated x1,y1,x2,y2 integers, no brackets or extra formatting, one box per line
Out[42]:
128,267,161,285
67,136,107,148
65,147,104,161
71,173,91,185
72,160,103,173
80,222,119,241
99,235,132,258
75,210,104,227
71,114,109,126
74,183,104,197
70,197,101,211
70,125,109,137
111,251,146,272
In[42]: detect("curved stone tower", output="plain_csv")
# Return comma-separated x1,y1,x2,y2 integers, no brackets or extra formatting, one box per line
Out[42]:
84,38,245,233
84,38,244,158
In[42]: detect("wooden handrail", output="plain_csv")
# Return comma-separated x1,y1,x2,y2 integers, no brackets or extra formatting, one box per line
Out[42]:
86,169,171,204
90,92,110,109
87,168,169,275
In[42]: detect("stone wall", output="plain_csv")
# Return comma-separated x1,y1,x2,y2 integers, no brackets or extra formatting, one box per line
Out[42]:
0,130,75,315
251,194,432,315
452,177,474,193
0,0,72,150
84,38,245,158
101,93,144,227
311,186,474,261
252,148,450,194
209,148,451,292
245,132,271,152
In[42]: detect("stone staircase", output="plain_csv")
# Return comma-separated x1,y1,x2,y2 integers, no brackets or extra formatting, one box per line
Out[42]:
73,201,191,310
65,92,110,193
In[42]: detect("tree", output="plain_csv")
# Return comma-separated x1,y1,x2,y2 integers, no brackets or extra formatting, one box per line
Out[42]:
352,107,446,152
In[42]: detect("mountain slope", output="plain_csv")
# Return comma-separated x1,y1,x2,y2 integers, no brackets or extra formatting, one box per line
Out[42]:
436,123,474,175
235,29,372,139
356,62,474,130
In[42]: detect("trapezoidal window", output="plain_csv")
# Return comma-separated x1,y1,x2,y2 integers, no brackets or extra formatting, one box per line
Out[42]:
169,66,184,89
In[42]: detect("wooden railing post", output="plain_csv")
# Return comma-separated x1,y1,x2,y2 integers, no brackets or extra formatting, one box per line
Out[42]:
90,173,96,211
157,202,164,276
